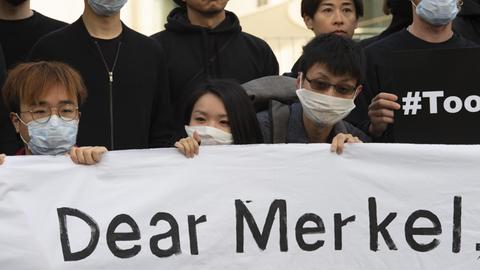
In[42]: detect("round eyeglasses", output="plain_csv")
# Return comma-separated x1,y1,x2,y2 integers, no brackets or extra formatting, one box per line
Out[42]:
19,104,79,124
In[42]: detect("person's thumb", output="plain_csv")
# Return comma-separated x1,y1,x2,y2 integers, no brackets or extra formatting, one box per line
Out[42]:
193,131,201,144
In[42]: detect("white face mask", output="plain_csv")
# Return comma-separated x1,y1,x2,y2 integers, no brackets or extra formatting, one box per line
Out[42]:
185,125,233,145
296,89,356,128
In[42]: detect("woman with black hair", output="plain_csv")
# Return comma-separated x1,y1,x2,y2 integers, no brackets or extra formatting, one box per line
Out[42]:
175,80,263,158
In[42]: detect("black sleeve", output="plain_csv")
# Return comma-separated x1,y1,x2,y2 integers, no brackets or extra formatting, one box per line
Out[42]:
0,44,6,94
261,40,279,76
286,56,302,78
344,47,375,135
361,46,395,142
0,43,22,154
148,43,175,148
343,121,372,143
453,17,480,45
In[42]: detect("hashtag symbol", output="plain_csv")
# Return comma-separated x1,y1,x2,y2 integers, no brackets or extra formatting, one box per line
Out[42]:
402,91,422,115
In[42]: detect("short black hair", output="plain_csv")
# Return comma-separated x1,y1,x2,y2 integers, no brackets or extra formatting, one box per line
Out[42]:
301,0,364,18
183,80,264,144
299,33,365,84
173,0,185,7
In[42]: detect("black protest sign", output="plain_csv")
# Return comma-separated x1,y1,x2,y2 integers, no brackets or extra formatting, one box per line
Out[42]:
389,47,480,144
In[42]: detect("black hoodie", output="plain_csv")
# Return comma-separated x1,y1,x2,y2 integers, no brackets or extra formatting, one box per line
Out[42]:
454,0,480,44
151,8,279,135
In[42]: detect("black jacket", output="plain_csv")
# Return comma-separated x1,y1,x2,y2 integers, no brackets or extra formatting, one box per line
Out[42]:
151,8,279,134
453,0,480,45
29,17,173,150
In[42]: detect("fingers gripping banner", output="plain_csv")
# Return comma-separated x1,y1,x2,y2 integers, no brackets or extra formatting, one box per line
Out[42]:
1,144,480,270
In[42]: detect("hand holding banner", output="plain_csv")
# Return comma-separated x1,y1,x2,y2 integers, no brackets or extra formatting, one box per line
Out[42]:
1,144,480,269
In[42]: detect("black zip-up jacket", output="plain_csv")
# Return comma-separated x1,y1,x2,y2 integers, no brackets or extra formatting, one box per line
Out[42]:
151,8,279,135
29,17,174,150
454,0,480,45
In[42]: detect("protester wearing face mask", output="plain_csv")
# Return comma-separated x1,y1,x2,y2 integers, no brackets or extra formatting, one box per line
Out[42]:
257,34,370,154
348,0,477,142
175,80,263,158
0,0,67,155
285,0,368,128
29,0,174,151
1,61,107,165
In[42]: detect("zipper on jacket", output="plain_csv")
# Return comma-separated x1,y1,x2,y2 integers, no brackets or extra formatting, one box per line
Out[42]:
94,40,122,150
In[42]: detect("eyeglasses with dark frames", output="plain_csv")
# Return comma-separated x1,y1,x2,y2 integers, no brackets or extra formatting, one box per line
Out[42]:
18,104,79,124
304,75,357,96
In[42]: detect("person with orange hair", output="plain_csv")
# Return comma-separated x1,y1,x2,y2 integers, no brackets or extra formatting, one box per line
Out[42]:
1,61,107,165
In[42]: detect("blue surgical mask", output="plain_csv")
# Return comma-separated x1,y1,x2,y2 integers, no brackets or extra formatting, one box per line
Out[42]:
19,115,78,156
88,0,128,17
413,0,459,26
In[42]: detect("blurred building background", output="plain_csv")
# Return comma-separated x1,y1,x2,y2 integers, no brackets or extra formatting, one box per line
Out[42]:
31,0,390,73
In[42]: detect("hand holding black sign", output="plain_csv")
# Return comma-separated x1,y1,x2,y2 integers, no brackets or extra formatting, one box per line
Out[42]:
388,47,480,144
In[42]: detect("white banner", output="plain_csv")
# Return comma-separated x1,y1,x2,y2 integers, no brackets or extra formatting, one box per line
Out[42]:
1,144,480,270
